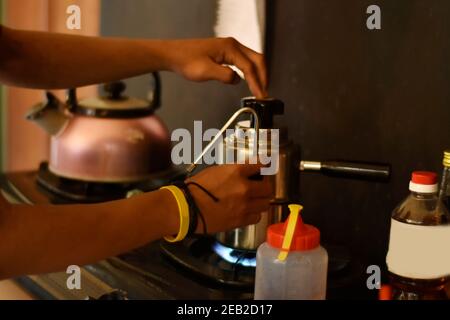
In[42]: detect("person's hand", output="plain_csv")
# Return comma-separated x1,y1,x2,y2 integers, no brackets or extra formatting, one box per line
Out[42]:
164,38,268,98
186,164,273,234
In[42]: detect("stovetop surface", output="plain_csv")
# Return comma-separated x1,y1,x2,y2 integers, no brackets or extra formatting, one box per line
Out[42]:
0,169,375,300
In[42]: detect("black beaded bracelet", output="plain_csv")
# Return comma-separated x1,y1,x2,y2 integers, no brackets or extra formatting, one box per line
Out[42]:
172,181,219,236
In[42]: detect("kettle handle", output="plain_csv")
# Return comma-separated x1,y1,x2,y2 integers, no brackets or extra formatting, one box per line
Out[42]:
66,72,161,111
67,88,78,111
149,72,161,110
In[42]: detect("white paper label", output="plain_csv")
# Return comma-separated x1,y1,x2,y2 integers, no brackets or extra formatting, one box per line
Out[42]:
386,219,450,279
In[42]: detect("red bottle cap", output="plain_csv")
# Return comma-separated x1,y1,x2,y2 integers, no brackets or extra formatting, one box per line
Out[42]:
267,209,320,251
409,171,438,193
411,171,437,185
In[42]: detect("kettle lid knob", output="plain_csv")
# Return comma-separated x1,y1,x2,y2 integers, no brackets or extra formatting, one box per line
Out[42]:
104,82,127,100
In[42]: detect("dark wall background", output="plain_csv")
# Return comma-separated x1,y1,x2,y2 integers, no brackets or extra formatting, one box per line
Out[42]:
101,0,450,268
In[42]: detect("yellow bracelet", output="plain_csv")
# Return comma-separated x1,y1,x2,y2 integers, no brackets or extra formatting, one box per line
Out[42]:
161,185,190,243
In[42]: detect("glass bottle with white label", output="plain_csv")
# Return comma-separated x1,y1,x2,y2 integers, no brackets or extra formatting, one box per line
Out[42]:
386,171,450,300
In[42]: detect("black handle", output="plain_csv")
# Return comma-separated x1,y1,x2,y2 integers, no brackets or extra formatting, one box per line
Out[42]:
66,88,78,111
241,97,285,128
149,72,161,110
320,161,391,181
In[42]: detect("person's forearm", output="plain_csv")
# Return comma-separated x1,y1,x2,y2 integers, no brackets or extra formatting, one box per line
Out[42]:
0,26,171,89
0,189,178,279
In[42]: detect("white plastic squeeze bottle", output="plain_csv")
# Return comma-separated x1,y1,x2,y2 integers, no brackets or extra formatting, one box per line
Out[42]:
254,204,328,300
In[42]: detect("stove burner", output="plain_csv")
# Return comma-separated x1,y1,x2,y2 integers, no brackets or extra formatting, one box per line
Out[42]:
36,162,185,203
160,237,256,289
212,242,256,268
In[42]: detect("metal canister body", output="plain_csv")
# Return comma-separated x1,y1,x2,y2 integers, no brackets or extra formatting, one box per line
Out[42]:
216,121,299,250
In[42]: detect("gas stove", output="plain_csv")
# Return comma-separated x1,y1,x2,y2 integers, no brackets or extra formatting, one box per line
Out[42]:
0,164,373,300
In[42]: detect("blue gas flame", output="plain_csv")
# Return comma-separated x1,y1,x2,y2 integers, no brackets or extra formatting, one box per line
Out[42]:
212,242,256,268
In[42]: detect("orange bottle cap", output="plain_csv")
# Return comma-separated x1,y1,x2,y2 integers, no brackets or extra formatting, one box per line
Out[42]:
267,205,320,252
379,284,393,300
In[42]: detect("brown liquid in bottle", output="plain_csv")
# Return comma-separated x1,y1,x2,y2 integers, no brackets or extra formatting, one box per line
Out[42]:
389,273,449,300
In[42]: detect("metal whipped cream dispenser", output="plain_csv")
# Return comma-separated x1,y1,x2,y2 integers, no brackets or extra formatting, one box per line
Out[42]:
187,97,297,251
216,97,299,250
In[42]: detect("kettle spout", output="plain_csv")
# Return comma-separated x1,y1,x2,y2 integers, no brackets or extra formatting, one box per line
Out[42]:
26,92,70,136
